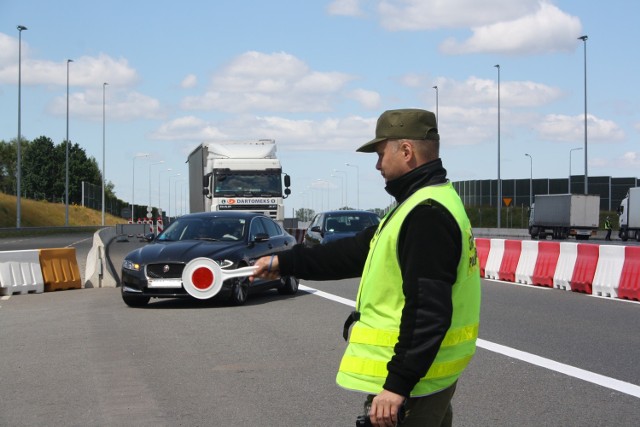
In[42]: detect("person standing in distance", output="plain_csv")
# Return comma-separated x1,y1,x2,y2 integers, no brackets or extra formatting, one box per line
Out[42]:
604,216,612,241
251,109,481,427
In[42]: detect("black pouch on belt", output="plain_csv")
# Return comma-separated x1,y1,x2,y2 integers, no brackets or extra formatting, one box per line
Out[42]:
343,311,360,341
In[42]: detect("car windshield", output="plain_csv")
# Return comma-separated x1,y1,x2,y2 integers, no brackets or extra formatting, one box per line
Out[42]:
324,213,380,233
157,217,247,242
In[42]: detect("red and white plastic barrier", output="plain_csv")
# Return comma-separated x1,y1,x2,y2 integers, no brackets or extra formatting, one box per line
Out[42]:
479,238,640,301
157,217,164,234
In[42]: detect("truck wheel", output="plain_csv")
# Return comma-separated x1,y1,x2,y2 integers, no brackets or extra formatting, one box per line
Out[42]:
636,231,640,242
620,230,628,242
539,232,546,240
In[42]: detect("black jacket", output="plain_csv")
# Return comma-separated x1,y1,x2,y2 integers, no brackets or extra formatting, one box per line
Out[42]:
278,158,462,397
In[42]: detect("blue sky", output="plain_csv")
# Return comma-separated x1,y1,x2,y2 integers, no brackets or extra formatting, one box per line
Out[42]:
1,0,639,217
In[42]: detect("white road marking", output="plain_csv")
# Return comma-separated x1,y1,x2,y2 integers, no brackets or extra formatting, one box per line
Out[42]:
298,283,640,399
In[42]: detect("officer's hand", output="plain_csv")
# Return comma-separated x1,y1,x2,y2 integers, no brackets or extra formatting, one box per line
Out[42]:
369,389,405,427
250,255,280,282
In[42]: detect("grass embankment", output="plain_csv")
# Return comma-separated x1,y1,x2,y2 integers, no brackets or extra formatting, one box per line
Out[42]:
0,192,126,234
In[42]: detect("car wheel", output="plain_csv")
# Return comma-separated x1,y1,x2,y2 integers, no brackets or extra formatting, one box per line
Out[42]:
278,276,299,295
228,278,249,306
122,292,150,308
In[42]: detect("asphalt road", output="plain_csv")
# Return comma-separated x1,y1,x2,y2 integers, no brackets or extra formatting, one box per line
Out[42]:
1,232,639,426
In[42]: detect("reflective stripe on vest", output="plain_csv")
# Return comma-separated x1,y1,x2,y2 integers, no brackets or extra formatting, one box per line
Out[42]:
336,181,481,396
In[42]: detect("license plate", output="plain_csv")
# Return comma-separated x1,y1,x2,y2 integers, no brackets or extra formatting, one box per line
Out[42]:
147,279,182,289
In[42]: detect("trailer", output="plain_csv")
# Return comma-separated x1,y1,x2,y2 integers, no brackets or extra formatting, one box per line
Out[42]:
617,187,640,241
528,194,600,240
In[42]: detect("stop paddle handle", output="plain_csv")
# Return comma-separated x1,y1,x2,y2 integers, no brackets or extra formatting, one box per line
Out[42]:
182,258,257,300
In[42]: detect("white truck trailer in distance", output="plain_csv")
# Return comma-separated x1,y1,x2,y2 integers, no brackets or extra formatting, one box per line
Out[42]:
617,187,640,241
528,194,600,240
188,139,291,221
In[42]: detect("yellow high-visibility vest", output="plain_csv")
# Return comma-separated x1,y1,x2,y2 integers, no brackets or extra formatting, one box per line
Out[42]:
336,182,481,396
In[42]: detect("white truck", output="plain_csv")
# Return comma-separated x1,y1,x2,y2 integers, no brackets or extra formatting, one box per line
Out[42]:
528,194,600,240
617,187,640,241
187,139,291,221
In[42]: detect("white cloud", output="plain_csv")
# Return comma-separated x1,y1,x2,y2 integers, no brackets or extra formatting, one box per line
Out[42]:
150,116,227,141
405,76,563,108
348,89,381,109
440,2,582,55
150,114,376,151
47,87,164,121
377,0,539,31
327,0,364,16
620,152,640,167
0,48,138,87
372,1,581,55
181,51,355,113
181,74,197,89
536,114,625,143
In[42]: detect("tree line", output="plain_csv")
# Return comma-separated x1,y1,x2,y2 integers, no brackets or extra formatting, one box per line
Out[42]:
0,136,128,216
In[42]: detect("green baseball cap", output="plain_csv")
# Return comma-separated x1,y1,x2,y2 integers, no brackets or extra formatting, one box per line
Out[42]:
356,108,439,153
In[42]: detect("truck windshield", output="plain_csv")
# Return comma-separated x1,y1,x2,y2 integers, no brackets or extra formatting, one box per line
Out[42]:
214,171,282,197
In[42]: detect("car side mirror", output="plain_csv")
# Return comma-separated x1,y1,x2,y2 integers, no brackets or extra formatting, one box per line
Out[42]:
144,233,155,242
310,226,321,232
253,233,270,243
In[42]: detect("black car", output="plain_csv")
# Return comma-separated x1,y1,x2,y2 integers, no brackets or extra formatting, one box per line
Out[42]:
303,210,380,247
121,211,299,307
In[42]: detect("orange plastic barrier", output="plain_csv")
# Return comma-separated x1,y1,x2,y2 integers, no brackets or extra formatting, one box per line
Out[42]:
531,241,560,287
618,246,640,301
498,240,521,282
475,238,490,278
570,243,599,294
39,248,82,292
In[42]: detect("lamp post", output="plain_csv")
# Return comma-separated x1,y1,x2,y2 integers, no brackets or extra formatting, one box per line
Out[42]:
578,35,588,195
131,153,149,222
525,154,533,207
346,163,360,209
316,179,330,211
174,178,185,218
101,82,108,225
333,169,348,208
494,64,501,228
168,173,181,221
16,25,27,228
331,172,345,208
433,85,439,124
569,147,583,193
158,168,172,215
65,59,73,226
148,160,164,212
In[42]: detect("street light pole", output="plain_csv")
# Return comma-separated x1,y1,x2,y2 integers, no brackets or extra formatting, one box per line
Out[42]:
131,153,149,222
65,59,73,226
569,147,583,193
101,82,108,225
16,25,28,229
494,64,501,228
158,168,172,215
433,85,439,124
525,154,533,207
168,174,181,221
148,160,164,212
578,35,589,195
346,163,360,209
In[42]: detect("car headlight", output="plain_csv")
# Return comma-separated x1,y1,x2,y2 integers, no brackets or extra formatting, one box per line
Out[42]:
123,259,142,271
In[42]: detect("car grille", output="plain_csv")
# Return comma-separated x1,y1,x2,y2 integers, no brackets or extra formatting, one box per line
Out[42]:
146,263,185,279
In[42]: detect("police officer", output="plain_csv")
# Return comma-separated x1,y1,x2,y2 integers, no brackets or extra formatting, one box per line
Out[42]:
604,216,612,241
252,108,481,427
